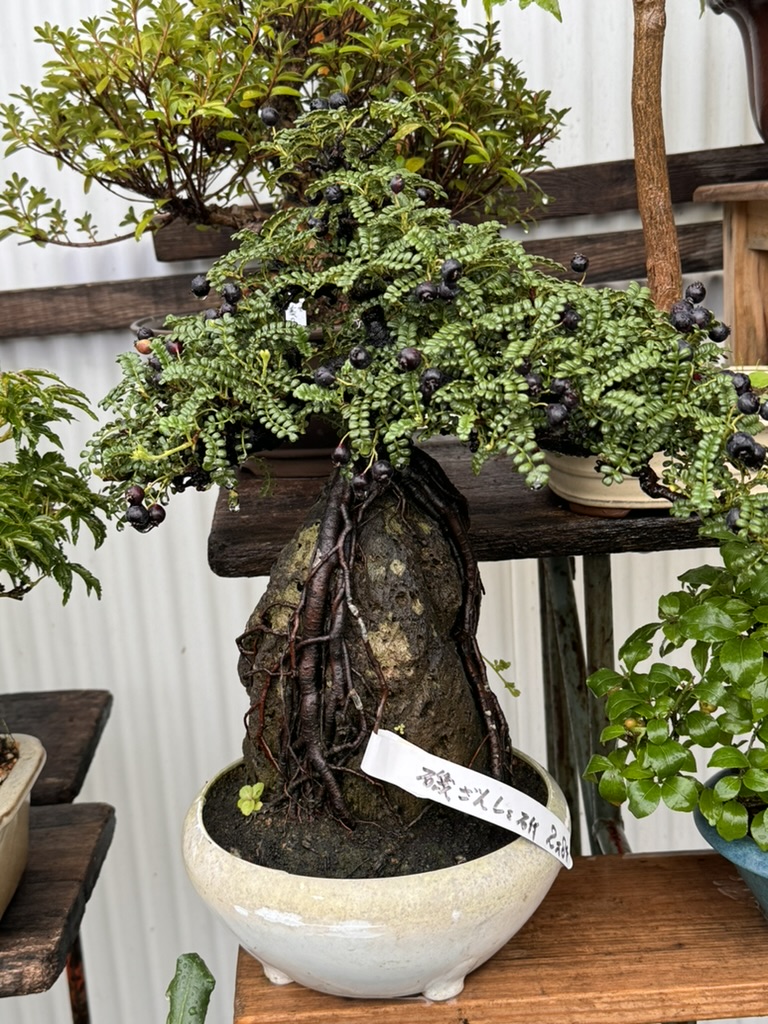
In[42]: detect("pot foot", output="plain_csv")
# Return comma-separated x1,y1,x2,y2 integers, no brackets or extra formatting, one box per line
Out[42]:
260,961,295,986
422,974,466,1001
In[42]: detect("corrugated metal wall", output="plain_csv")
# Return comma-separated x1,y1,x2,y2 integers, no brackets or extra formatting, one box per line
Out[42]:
0,2,764,1022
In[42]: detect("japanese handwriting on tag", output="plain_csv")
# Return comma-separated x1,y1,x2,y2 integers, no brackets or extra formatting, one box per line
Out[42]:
361,730,572,869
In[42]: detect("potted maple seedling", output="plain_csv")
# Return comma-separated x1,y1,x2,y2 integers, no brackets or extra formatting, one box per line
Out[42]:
81,90,749,997
0,365,107,918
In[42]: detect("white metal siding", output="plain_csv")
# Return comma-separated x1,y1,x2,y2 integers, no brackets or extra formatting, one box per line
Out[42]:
0,3,764,1022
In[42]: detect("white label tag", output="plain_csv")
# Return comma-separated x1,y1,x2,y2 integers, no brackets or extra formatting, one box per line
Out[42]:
285,300,307,326
361,730,572,869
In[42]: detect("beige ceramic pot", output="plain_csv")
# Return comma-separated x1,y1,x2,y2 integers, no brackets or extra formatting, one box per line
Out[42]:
543,450,672,517
182,749,569,1001
0,734,46,919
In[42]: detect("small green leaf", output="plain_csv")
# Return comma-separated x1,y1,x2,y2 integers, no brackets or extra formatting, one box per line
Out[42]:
718,636,764,686
716,799,749,842
166,953,215,1024
708,747,750,769
627,778,661,817
714,774,742,802
661,776,699,812
751,809,768,851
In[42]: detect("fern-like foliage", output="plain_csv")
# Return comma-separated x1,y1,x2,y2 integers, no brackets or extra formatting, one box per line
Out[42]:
86,103,764,546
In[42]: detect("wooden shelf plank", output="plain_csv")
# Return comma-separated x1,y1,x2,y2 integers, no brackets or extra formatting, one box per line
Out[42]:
0,690,113,805
208,439,711,578
0,802,116,997
233,851,768,1024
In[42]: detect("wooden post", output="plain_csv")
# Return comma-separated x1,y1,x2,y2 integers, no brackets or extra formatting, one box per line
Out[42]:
694,179,768,365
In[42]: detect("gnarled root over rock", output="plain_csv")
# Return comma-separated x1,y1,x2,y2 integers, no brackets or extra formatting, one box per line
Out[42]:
232,448,520,874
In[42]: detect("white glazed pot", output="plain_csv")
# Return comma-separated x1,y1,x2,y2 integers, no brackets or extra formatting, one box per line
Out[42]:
182,750,569,1001
0,734,46,919
543,450,672,515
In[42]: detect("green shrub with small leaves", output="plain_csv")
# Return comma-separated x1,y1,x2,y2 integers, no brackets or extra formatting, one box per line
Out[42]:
585,526,768,850
0,369,108,602
0,0,564,247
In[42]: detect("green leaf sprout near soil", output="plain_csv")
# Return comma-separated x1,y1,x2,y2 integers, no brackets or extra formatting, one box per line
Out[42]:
0,0,565,247
0,369,110,603
238,782,265,816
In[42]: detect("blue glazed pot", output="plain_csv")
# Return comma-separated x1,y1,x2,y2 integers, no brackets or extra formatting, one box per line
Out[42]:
694,769,768,920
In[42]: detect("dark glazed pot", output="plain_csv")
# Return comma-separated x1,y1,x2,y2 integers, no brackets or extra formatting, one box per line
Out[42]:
709,0,768,140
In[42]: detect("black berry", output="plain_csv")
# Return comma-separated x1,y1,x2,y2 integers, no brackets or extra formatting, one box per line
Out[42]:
726,431,766,470
260,106,280,127
685,281,707,304
328,91,349,109
191,273,210,298
125,485,145,506
136,325,155,340
414,281,438,303
415,187,431,203
440,258,462,284
397,347,422,372
314,366,336,388
371,460,394,483
221,282,242,305
738,391,761,415
669,301,694,333
308,97,330,112
732,372,752,395
147,503,166,526
709,322,731,343
349,346,372,369
570,253,589,273
546,402,569,427
126,504,151,530
419,367,445,398
560,307,581,331
324,185,344,205
331,443,351,467
389,174,405,194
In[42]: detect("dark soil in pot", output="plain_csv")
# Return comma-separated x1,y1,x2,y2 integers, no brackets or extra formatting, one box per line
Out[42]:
202,753,548,879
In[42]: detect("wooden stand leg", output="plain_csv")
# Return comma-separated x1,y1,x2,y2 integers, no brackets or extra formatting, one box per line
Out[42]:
65,934,90,1024
540,556,628,855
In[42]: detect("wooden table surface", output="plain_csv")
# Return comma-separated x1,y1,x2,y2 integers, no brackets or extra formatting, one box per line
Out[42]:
233,851,768,1024
0,690,113,805
208,440,711,578
0,802,116,996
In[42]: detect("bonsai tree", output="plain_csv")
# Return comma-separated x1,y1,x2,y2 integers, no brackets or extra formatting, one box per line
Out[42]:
84,100,744,875
0,0,564,248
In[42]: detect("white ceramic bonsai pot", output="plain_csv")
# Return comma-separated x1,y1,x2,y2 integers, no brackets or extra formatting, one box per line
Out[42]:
0,734,46,919
543,450,672,516
182,749,569,1001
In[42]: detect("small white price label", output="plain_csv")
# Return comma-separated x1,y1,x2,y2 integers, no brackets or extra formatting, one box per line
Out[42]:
285,300,307,326
361,729,572,869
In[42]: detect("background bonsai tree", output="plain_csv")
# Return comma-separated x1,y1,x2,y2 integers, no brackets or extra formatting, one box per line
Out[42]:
0,0,564,248
1,367,108,602
84,100,745,876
